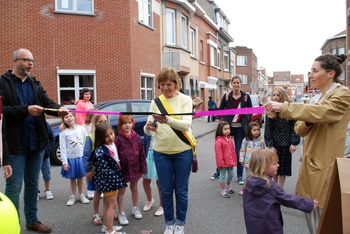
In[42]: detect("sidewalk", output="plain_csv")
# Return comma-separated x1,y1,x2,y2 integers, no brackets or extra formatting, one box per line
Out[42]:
192,116,218,139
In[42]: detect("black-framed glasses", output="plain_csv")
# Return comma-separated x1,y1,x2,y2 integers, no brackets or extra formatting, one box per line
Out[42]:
16,58,34,64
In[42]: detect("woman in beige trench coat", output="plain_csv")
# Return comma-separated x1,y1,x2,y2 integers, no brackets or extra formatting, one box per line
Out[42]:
265,53,350,234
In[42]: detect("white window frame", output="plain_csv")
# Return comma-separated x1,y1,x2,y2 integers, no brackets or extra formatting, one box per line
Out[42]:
339,47,345,55
181,15,188,49
241,74,248,84
210,46,217,67
217,48,221,68
138,0,152,27
237,55,247,66
190,28,196,57
140,73,155,100
55,0,94,15
166,8,176,45
57,69,96,108
224,51,229,71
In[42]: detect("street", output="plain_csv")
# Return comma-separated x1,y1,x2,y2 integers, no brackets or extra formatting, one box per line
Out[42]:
0,120,308,234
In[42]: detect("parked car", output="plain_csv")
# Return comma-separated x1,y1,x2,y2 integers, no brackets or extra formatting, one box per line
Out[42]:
50,99,151,165
249,95,264,126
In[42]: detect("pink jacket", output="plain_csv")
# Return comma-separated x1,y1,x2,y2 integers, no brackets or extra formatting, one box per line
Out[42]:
215,135,237,168
75,99,93,125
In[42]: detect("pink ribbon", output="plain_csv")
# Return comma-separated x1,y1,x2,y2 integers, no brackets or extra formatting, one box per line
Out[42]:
70,107,265,117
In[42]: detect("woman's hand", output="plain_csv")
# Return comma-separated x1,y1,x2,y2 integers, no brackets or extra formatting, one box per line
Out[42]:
265,101,283,112
152,114,168,124
145,120,157,132
313,200,319,210
86,171,93,180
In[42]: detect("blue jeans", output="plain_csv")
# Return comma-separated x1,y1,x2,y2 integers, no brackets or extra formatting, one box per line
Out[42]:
154,149,192,226
5,150,44,224
41,156,51,181
231,126,244,179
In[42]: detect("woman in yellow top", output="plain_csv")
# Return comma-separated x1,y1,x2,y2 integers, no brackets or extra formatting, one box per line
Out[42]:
265,53,350,234
144,67,193,234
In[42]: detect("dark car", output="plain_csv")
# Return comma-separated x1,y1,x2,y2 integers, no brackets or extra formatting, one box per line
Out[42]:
50,99,151,165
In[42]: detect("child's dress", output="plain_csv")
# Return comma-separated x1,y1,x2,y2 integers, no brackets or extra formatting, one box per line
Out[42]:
115,130,147,182
60,125,87,179
243,176,314,234
239,137,265,171
143,134,157,180
89,145,127,193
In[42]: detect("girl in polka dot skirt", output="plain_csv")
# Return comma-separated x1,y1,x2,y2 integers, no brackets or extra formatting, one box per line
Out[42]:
264,87,300,188
88,122,127,234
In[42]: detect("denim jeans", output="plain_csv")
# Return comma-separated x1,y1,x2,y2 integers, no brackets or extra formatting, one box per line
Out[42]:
154,149,192,226
41,156,51,181
5,150,44,224
231,126,244,179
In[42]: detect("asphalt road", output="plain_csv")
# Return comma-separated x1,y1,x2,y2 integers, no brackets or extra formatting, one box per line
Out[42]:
0,131,307,234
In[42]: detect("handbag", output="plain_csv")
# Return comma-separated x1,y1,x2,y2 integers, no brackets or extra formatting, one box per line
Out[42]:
154,95,198,173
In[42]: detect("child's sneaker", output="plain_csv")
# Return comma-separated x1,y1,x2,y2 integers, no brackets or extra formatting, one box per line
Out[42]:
163,224,175,234
86,190,95,200
225,185,235,194
37,191,40,201
220,190,230,198
131,206,142,219
118,212,129,225
45,190,54,200
238,177,244,185
80,194,90,204
66,195,76,206
101,225,122,233
174,225,185,234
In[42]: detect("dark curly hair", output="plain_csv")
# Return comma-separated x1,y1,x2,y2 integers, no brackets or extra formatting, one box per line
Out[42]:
315,54,347,84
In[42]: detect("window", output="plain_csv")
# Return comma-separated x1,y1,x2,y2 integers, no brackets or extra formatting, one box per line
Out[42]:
241,74,248,84
200,40,204,62
181,15,188,48
237,55,247,66
57,70,95,107
166,9,176,44
297,86,302,93
190,28,196,57
210,46,217,67
224,51,229,71
339,47,345,55
138,0,152,27
217,48,221,68
331,48,337,55
140,74,154,100
56,0,94,14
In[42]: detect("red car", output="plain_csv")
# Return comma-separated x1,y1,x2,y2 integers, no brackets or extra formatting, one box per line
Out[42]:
250,95,263,126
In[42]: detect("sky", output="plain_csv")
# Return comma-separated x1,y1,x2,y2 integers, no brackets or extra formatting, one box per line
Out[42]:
214,0,346,78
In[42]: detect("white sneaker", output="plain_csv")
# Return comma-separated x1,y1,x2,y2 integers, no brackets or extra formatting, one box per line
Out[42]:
132,206,142,219
174,225,184,234
118,212,129,225
143,198,154,211
101,225,122,233
66,195,76,206
163,224,175,234
80,194,90,204
86,190,95,200
37,191,40,201
45,190,54,200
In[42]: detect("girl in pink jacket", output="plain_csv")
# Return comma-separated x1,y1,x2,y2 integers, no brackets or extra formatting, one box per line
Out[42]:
214,121,237,198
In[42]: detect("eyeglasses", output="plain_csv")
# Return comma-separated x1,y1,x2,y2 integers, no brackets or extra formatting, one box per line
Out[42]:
16,58,35,64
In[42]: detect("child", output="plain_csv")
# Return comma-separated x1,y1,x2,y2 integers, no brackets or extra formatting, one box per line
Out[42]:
115,115,147,225
243,148,318,234
142,133,163,216
238,122,265,195
60,113,90,206
38,122,55,200
89,122,126,234
264,87,300,188
214,121,237,198
84,114,109,225
75,88,93,125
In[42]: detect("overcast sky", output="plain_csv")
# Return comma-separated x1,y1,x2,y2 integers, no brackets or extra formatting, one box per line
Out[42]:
214,0,346,78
